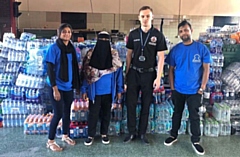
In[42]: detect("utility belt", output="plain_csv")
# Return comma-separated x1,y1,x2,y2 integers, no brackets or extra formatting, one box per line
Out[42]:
130,65,155,73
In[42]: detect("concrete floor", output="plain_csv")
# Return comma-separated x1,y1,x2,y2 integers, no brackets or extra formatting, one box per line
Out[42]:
0,127,240,157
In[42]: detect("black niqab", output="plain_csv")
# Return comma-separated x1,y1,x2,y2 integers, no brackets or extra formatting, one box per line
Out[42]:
89,33,113,70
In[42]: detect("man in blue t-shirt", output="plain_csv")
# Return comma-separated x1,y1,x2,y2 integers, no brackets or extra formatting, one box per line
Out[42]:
164,20,211,156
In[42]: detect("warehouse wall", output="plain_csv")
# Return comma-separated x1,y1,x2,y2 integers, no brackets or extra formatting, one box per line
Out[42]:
18,11,213,44
17,0,239,43
18,0,240,16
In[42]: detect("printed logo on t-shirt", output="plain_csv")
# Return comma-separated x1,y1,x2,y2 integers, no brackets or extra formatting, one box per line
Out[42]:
192,54,201,63
151,36,157,42
134,39,140,42
149,36,157,46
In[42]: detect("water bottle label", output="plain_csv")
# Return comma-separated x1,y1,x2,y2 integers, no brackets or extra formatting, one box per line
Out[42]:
80,128,83,133
204,92,210,99
72,112,75,117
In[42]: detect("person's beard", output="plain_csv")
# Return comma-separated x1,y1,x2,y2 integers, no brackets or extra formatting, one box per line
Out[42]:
180,35,191,43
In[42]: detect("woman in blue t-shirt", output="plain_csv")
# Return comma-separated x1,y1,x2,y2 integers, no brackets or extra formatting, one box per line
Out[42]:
81,31,124,146
45,23,80,151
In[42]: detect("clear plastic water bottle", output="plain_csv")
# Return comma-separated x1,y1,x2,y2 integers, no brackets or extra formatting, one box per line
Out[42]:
16,101,20,114
1,100,5,114
115,121,120,135
161,90,166,102
3,114,7,127
157,92,161,104
14,114,19,127
219,54,224,67
9,114,14,127
20,101,25,114
223,87,229,100
25,102,29,114
149,103,154,119
75,127,79,138
116,104,121,121
229,87,235,100
6,49,11,61
6,99,11,114
153,92,158,104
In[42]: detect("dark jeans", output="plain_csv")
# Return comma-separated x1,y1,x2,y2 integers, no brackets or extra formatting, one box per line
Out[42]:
126,68,156,135
48,87,73,140
170,90,202,143
88,94,112,137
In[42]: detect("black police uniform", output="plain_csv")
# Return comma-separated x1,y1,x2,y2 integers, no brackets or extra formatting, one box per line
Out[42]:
126,26,167,136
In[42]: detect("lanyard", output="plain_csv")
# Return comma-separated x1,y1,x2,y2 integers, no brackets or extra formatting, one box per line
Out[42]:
140,29,151,52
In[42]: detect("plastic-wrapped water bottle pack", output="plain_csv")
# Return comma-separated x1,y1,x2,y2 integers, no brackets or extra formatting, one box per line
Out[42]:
221,62,240,92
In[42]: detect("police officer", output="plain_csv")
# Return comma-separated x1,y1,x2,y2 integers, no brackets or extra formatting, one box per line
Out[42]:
124,6,167,144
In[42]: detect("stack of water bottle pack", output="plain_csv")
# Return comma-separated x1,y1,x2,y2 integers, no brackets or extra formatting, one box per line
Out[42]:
154,92,189,134
221,62,240,117
221,62,240,135
0,32,55,128
106,100,123,136
120,86,189,135
202,38,236,137
0,33,29,128
207,38,225,106
203,98,232,137
67,98,89,139
115,41,127,62
0,33,25,100
24,113,53,135
221,62,240,93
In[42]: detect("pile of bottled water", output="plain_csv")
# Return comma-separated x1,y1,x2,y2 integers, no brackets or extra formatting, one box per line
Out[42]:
212,102,231,122
24,113,53,135
56,97,90,138
205,39,224,105
115,41,127,61
204,118,231,137
154,100,188,134
70,99,89,123
68,124,89,139
120,90,188,135
0,32,55,128
221,62,240,92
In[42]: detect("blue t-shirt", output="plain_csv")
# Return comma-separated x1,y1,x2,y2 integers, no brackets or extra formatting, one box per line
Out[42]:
45,43,73,91
95,73,112,95
165,41,211,94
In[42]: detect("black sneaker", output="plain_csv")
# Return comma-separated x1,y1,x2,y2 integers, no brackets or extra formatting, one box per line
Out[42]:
123,134,136,143
192,143,205,155
164,136,177,146
102,135,110,144
84,137,94,146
